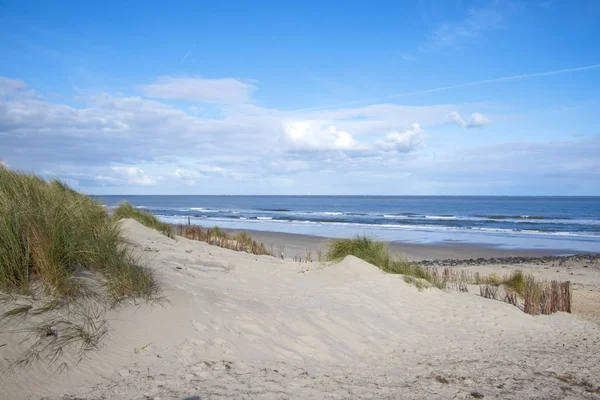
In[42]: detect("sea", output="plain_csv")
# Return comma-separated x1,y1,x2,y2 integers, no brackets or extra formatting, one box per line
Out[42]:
96,196,600,253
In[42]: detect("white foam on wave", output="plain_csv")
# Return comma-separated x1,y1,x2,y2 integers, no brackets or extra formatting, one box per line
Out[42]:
257,217,273,220
312,211,343,216
425,215,457,220
190,207,218,213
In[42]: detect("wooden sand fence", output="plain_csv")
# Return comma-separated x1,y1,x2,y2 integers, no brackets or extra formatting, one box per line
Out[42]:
524,279,572,316
169,223,273,256
427,266,572,316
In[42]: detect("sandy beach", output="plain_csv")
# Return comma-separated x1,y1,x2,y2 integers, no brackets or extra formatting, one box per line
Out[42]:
210,226,571,261
1,219,599,399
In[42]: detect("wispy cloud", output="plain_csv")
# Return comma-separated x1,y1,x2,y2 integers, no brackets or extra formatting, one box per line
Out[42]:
296,63,600,112
180,49,192,64
140,76,256,104
392,64,600,98
447,112,490,128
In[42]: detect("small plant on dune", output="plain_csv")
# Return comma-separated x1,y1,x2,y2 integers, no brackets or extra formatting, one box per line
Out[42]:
233,231,253,251
111,201,172,237
503,270,525,295
327,236,391,269
485,273,503,286
403,276,428,291
209,226,228,239
326,236,435,287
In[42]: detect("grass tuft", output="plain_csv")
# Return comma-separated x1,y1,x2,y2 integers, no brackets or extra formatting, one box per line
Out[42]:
111,202,172,237
326,236,436,287
503,270,525,295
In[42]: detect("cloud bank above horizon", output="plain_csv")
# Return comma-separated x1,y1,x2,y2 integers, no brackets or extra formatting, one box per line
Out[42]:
1,73,598,195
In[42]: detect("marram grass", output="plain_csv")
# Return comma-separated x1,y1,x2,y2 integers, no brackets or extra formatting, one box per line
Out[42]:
0,168,159,302
111,201,172,237
326,235,440,287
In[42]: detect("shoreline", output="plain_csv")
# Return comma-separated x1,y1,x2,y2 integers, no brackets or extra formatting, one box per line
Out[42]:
187,224,597,261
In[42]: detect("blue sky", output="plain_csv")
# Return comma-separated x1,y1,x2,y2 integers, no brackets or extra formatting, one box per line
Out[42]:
0,0,599,195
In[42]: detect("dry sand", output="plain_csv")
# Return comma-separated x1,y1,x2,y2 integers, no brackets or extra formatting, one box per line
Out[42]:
1,219,599,399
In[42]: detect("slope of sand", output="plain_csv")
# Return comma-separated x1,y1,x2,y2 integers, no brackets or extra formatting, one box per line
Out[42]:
1,219,599,399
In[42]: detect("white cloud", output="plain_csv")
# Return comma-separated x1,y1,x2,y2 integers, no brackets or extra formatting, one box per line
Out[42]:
283,121,364,151
140,76,256,104
0,159,7,168
467,112,490,128
172,168,198,185
110,166,159,186
0,77,38,97
447,111,490,128
376,123,426,153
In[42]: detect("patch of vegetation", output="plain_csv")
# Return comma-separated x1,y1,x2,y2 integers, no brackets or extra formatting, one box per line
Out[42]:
209,226,228,239
111,201,172,237
326,235,439,288
502,270,525,295
0,168,160,302
170,224,273,256
327,235,391,269
403,276,428,291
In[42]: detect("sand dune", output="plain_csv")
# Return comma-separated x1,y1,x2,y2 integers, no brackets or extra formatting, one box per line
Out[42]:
1,219,599,399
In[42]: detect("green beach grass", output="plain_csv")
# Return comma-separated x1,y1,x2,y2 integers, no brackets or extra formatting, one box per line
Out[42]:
111,201,172,237
0,167,159,302
326,235,439,288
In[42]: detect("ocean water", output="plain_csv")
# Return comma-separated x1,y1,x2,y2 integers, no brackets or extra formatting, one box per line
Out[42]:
96,196,600,253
